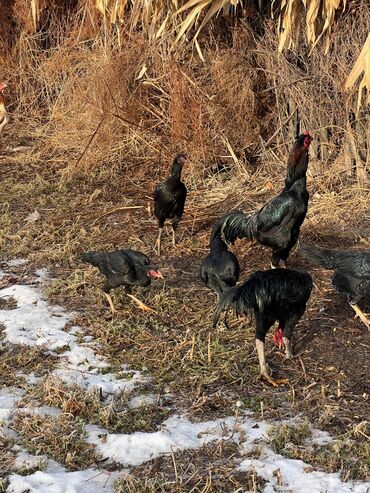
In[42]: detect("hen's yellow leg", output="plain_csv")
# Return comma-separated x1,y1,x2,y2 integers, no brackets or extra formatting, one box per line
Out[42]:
126,294,156,313
351,303,370,329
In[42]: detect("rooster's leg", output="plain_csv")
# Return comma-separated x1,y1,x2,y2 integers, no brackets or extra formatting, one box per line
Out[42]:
172,227,176,247
155,228,163,256
104,292,117,315
283,337,293,359
256,339,287,386
350,303,370,329
125,293,156,313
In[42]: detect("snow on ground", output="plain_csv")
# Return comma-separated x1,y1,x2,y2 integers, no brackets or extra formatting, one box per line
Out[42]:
7,466,119,493
0,284,76,350
6,259,29,267
1,265,370,493
0,388,24,422
0,272,149,395
86,414,237,467
239,453,370,493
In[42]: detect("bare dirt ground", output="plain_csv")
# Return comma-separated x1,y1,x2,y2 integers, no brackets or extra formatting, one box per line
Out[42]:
0,129,369,490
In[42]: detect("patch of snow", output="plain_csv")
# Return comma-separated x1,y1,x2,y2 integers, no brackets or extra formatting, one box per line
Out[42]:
34,268,51,281
310,427,333,446
0,388,24,422
53,367,147,395
13,449,47,471
0,285,76,350
6,259,29,267
62,345,110,370
16,372,41,385
7,467,119,493
128,394,157,409
86,414,235,467
239,450,370,493
21,406,62,417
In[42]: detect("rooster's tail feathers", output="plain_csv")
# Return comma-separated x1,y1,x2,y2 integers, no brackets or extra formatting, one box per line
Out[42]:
211,211,257,244
213,286,238,328
80,251,105,266
299,243,337,270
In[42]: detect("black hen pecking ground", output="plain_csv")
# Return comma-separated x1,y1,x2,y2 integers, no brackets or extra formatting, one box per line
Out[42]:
213,268,313,386
299,243,370,329
81,249,163,314
200,234,240,297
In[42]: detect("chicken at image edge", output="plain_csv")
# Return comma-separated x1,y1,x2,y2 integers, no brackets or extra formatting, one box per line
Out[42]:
299,243,370,329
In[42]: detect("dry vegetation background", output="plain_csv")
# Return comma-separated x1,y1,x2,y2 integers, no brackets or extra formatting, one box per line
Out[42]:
0,1,369,489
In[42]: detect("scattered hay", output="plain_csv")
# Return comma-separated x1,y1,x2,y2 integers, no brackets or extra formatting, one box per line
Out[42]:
12,412,98,470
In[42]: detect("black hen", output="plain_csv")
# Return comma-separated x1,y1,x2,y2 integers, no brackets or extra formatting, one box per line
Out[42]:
200,235,240,296
153,153,188,255
213,269,312,386
299,243,370,329
211,132,313,268
81,249,163,314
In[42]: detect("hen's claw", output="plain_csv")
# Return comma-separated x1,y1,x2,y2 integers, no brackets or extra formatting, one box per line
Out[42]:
259,373,288,387
126,294,157,313
351,304,370,330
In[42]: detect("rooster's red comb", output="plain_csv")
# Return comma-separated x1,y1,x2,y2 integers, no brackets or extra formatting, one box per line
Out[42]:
303,130,310,136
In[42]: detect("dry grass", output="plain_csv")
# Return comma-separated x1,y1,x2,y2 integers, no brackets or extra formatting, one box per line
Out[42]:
269,420,370,481
115,441,266,493
12,412,98,470
21,376,171,434
0,6,369,489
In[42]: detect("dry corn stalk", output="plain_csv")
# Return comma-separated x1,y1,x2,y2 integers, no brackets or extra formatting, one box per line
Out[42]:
274,0,347,53
344,32,370,112
30,0,40,30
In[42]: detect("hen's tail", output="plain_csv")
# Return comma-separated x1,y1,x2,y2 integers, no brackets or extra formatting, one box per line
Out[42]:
211,211,257,245
213,284,255,328
213,286,238,328
299,243,337,270
80,251,105,266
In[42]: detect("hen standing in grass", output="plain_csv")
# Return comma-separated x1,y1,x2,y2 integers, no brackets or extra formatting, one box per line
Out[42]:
81,249,163,315
213,269,312,386
200,234,240,297
0,83,9,135
153,153,188,255
211,132,313,268
299,243,370,329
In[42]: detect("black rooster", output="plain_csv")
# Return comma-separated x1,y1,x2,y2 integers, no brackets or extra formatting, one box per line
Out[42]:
200,234,240,297
211,132,313,268
81,249,163,314
213,269,312,386
153,153,188,255
299,243,370,329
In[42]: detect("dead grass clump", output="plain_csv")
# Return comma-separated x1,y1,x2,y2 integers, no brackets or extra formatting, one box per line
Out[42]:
23,377,171,434
12,412,97,470
269,420,370,481
0,345,57,387
308,423,370,481
269,419,312,457
116,441,266,493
